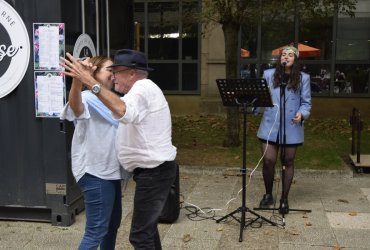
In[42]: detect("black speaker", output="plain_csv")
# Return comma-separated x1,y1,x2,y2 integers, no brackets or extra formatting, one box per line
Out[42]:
158,164,180,223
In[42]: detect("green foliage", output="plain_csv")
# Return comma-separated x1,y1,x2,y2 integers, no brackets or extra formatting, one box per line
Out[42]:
172,115,370,170
199,0,357,27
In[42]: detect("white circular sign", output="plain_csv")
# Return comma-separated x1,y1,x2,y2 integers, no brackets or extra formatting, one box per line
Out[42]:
73,34,96,59
0,0,30,98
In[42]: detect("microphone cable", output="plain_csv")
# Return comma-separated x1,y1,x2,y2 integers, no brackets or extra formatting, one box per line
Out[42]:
183,104,285,227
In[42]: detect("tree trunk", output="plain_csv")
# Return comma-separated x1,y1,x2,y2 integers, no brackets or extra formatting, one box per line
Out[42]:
222,22,241,147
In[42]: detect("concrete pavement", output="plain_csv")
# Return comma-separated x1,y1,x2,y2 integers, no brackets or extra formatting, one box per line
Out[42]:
1,166,370,249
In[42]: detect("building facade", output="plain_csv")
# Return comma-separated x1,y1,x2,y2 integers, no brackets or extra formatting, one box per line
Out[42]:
1,0,369,117
133,0,370,118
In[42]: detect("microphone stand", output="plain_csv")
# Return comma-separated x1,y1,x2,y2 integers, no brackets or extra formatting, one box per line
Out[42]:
279,70,288,224
280,64,312,225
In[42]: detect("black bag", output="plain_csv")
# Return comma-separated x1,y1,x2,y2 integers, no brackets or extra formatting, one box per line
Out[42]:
158,164,180,223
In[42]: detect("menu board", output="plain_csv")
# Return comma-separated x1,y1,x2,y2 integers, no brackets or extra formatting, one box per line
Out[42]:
34,71,65,117
33,23,65,117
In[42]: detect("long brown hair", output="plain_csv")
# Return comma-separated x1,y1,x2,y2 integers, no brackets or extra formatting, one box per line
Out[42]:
88,56,112,77
272,54,301,92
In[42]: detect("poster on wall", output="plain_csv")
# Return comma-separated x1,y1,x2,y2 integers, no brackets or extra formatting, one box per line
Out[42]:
33,23,65,118
34,71,65,118
33,23,65,70
0,0,30,98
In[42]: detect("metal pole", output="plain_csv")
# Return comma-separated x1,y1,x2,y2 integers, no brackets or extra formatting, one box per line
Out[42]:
356,112,361,163
350,108,356,155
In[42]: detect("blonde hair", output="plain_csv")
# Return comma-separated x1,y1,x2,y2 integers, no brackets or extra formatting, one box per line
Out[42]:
88,56,112,77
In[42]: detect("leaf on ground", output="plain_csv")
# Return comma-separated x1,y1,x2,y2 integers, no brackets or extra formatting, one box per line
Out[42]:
263,230,275,236
290,231,300,235
216,226,223,231
211,122,220,128
183,234,192,242
305,222,312,226
223,170,239,176
333,245,341,250
337,199,349,203
349,212,357,216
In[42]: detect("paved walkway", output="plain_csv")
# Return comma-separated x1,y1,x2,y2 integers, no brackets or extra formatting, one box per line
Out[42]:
1,166,370,249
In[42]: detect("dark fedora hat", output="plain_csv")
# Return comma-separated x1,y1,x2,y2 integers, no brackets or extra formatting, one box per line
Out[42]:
108,49,153,71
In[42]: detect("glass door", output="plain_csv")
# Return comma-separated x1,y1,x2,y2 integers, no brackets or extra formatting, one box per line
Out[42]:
83,0,134,57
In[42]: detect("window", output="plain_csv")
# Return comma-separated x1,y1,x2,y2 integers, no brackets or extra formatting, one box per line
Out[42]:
336,0,370,61
150,63,178,90
182,1,198,60
335,64,369,94
134,0,200,93
148,2,179,60
134,2,145,52
261,4,295,60
240,20,258,59
241,1,370,97
109,1,134,53
299,16,333,60
335,0,370,94
302,64,331,94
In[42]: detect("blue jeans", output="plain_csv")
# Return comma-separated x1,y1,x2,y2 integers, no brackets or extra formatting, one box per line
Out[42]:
78,173,122,250
129,161,177,250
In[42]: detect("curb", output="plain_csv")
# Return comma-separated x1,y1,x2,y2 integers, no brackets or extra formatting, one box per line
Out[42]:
179,165,354,178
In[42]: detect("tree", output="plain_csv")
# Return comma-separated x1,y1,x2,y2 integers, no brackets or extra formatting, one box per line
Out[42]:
198,0,357,147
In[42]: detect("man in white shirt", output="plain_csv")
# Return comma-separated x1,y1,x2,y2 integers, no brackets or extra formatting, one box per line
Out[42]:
61,49,177,250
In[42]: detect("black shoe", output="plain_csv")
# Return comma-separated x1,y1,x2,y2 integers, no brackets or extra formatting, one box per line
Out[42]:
259,194,274,208
279,198,289,215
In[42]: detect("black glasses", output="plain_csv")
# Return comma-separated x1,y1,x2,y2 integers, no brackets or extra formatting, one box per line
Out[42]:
112,68,131,77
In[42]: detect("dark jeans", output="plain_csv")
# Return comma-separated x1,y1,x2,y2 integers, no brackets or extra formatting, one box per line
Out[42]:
78,173,122,250
129,161,177,250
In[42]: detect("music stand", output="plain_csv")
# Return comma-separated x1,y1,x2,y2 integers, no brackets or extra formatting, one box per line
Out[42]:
215,78,278,242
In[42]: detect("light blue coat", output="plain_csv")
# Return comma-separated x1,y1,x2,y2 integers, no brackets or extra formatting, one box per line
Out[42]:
257,68,312,144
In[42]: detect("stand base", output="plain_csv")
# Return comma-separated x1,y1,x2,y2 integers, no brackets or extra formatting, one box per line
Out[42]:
254,207,312,226
253,207,312,213
216,206,278,242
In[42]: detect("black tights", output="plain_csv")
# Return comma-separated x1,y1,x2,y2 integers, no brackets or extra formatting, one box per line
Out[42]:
261,142,297,200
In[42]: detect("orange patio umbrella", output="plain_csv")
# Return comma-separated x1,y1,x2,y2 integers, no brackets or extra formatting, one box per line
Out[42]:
271,43,320,58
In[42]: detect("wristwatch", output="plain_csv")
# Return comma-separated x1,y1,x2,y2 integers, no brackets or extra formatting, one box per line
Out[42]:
91,83,102,94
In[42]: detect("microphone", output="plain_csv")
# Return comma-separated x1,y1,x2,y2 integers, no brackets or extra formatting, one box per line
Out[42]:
281,61,287,66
